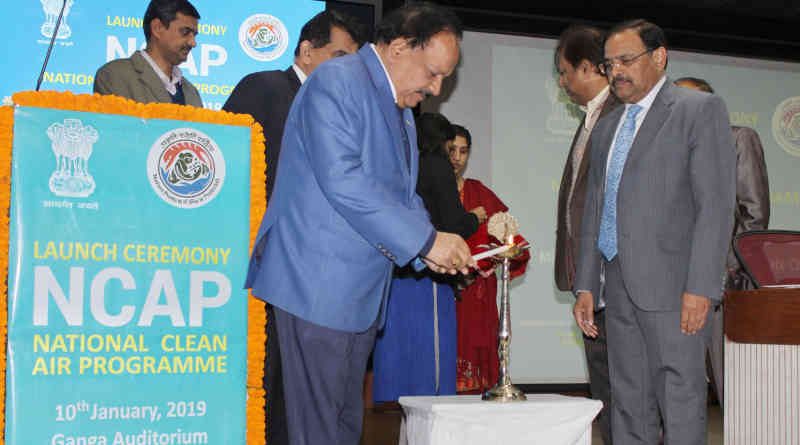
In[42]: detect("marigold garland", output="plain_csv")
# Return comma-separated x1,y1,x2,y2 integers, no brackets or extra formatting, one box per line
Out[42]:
0,104,14,445
247,120,268,445
0,92,268,445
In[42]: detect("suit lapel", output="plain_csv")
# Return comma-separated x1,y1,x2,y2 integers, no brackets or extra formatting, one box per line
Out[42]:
625,81,676,167
566,114,585,169
283,67,302,114
132,51,172,103
566,115,584,186
558,114,584,212
576,95,622,186
403,107,419,199
183,82,202,107
358,46,412,184
594,104,625,182
285,67,302,94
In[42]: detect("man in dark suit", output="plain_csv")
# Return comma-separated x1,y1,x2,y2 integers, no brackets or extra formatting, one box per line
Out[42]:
223,10,363,201
574,20,736,444
675,76,771,409
94,0,202,107
222,11,362,445
554,24,620,445
245,4,473,444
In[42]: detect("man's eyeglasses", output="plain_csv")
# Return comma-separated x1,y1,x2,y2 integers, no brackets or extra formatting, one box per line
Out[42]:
598,48,654,75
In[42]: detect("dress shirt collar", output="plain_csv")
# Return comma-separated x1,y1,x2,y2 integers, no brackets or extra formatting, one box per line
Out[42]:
291,64,308,84
139,50,183,95
627,75,666,114
581,86,610,130
370,43,398,103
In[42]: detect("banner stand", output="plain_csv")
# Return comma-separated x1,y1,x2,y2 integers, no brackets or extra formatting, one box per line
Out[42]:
0,91,267,445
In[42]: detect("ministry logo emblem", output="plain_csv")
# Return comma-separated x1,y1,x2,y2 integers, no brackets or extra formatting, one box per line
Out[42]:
47,118,97,198
41,0,75,40
773,96,800,157
147,128,226,209
238,14,289,62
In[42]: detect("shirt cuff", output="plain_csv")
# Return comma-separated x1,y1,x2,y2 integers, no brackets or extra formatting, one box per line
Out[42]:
575,289,606,311
419,229,437,258
412,229,437,272
411,257,426,272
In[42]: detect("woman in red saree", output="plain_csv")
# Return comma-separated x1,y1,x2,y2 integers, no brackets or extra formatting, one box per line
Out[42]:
450,124,530,393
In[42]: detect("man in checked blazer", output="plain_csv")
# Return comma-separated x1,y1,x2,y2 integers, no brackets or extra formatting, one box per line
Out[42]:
94,0,202,107
574,20,736,445
554,24,621,445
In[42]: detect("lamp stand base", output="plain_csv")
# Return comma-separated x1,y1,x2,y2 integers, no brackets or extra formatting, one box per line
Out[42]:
481,383,527,402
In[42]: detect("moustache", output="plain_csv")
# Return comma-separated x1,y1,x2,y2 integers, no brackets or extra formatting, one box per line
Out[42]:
612,76,631,86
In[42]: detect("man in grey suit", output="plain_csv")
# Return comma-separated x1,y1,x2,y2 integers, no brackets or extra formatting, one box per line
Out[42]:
573,20,736,445
93,0,202,107
674,76,770,409
554,24,620,445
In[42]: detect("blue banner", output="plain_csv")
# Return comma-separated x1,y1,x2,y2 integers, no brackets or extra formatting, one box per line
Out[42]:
6,106,252,444
0,0,325,110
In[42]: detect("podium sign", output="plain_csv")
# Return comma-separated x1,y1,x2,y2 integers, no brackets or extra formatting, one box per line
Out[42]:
5,105,252,444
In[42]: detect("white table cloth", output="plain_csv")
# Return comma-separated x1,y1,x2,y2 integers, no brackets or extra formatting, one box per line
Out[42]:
398,394,602,445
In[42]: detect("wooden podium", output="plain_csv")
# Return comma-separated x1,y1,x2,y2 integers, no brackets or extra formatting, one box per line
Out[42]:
724,288,800,445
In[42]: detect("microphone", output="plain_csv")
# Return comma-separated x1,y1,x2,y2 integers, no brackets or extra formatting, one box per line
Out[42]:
35,0,69,91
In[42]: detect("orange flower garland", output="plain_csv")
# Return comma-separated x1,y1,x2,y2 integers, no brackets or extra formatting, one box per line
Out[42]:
0,92,267,445
247,120,268,445
0,105,13,445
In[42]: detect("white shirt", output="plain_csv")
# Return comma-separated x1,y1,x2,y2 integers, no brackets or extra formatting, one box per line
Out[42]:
139,50,183,96
370,44,398,103
580,85,610,131
566,86,610,233
291,64,308,85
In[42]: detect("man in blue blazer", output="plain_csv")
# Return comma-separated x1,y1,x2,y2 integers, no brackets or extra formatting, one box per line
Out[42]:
245,4,473,444
224,11,362,445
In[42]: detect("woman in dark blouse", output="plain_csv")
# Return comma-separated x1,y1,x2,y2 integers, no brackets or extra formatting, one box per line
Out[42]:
373,113,484,402
416,114,484,237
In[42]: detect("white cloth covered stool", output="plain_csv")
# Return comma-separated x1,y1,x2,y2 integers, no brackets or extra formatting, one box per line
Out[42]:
398,394,602,445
